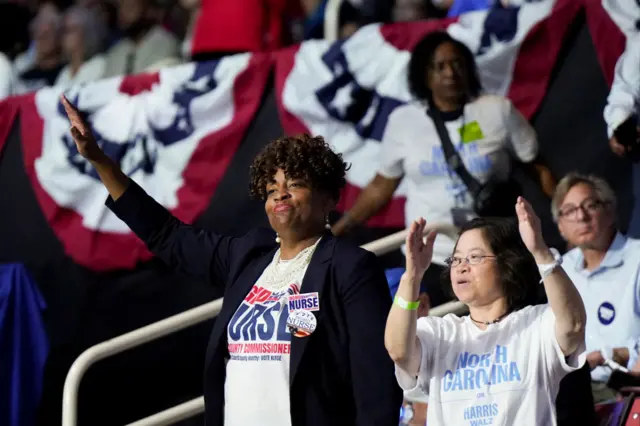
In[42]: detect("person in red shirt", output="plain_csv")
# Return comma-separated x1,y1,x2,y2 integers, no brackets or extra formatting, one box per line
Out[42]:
191,0,303,61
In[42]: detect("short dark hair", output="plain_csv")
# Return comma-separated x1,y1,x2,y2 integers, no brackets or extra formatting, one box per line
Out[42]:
442,217,541,312
408,31,482,102
249,134,349,202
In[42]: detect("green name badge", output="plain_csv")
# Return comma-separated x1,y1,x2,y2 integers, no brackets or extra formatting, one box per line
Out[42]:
458,121,485,143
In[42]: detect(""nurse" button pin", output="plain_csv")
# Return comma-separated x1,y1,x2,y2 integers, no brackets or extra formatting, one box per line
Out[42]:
286,310,317,338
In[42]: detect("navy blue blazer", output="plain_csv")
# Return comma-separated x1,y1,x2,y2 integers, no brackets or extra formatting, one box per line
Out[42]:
107,181,403,426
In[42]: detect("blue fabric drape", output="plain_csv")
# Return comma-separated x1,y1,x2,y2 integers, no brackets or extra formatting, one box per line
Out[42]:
0,263,49,426
385,267,406,298
386,267,432,298
447,0,491,17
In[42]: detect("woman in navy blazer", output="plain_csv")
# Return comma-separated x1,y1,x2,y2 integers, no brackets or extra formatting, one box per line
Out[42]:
62,96,402,426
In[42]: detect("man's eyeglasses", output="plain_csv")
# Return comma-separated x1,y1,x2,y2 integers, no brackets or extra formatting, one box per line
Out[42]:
557,199,609,220
445,254,496,268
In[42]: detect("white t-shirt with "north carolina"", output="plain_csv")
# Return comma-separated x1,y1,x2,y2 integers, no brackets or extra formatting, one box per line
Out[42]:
396,304,586,426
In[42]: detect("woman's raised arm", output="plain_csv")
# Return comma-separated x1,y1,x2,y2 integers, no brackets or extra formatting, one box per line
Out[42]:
62,95,130,200
515,197,586,356
385,219,437,375
61,95,236,287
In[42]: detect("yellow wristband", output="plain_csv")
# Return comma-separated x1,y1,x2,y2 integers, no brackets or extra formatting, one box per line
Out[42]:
394,295,420,311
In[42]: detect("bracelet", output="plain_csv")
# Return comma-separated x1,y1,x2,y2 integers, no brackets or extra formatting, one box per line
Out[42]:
537,248,562,283
394,295,420,311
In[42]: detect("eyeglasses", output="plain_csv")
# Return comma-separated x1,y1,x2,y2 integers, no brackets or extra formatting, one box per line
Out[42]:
557,198,609,220
444,254,496,268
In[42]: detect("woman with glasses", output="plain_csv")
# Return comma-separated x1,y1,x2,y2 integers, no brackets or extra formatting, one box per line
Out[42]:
385,197,587,425
332,31,556,312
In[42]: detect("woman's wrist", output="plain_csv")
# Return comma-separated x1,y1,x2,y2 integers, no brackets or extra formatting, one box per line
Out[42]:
399,272,422,299
531,246,554,264
394,295,420,310
88,150,110,166
402,270,424,285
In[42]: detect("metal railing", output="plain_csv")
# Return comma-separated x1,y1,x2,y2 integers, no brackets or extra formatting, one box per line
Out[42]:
324,0,343,42
62,222,464,426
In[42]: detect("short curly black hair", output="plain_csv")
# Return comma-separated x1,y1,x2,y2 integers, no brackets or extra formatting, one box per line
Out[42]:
408,31,482,102
249,134,349,202
441,217,541,312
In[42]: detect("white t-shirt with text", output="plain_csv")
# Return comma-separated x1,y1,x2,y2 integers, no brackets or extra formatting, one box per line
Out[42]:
378,95,538,265
396,304,585,426
224,258,310,426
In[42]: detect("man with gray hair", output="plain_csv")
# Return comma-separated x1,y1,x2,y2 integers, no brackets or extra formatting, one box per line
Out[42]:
552,172,640,402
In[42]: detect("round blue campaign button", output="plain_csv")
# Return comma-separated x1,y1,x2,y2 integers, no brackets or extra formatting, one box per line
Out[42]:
597,302,615,325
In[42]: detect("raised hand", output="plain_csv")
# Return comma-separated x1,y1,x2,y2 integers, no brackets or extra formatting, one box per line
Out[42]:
61,95,104,162
515,197,549,258
405,217,437,281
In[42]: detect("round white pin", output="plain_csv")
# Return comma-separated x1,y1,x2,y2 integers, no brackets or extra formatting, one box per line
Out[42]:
286,310,317,337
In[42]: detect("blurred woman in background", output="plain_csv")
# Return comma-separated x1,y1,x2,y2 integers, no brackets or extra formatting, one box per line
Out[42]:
55,5,107,88
15,2,65,94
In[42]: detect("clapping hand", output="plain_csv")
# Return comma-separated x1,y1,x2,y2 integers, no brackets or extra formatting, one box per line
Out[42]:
515,197,552,262
405,218,437,281
61,95,104,162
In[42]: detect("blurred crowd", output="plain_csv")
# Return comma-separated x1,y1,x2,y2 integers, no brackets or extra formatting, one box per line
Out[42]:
0,0,519,100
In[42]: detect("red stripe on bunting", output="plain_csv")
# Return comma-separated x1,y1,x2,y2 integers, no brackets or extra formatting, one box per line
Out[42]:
118,71,161,96
20,54,272,271
379,17,458,50
583,0,626,87
507,0,583,119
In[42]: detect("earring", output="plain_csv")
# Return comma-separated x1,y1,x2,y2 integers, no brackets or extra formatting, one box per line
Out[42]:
324,216,331,230
275,233,281,243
